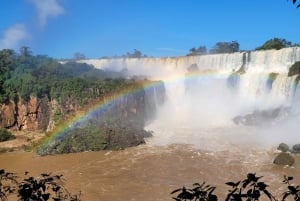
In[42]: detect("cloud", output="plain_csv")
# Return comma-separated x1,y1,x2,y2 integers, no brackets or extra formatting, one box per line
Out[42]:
30,0,64,27
0,24,29,49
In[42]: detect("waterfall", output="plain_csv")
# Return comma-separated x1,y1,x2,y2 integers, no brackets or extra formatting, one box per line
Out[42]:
78,47,300,128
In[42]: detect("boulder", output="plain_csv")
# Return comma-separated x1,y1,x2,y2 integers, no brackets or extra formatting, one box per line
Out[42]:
273,152,295,166
292,144,300,153
233,107,290,126
277,143,290,152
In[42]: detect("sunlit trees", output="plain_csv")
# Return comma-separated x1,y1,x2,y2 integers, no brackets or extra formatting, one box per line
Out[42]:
210,41,240,54
187,46,207,56
255,38,298,50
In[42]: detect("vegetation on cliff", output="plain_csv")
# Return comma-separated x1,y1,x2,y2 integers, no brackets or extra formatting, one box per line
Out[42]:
0,48,166,153
0,48,127,104
288,61,300,77
0,128,15,142
255,38,299,51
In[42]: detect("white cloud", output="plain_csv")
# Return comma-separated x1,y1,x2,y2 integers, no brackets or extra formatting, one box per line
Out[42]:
30,0,64,27
0,24,29,49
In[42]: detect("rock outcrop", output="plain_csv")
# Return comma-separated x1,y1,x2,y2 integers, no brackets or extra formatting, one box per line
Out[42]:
273,152,295,166
233,107,290,126
0,80,166,154
0,96,51,131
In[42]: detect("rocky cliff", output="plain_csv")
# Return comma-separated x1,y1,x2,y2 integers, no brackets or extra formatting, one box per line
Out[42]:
0,81,165,133
0,80,166,154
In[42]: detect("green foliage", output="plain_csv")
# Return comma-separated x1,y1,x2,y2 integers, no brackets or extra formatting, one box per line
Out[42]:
52,126,106,154
171,173,300,201
0,48,131,105
255,38,297,50
0,169,80,201
210,41,240,54
187,46,207,56
288,61,300,76
0,128,16,142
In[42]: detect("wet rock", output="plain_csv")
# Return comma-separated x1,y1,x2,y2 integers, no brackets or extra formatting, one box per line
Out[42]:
292,144,300,153
277,143,290,152
233,107,290,126
273,152,295,166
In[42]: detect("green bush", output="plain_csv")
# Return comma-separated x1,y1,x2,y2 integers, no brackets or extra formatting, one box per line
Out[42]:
0,128,16,142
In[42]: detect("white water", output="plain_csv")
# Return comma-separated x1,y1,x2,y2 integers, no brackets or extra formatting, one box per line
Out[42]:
80,47,300,150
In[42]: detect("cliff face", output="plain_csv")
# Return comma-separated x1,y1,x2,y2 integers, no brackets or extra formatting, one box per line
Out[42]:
0,96,50,131
0,80,165,142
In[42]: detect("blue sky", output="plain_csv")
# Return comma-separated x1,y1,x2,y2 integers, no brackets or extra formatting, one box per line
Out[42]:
0,0,299,59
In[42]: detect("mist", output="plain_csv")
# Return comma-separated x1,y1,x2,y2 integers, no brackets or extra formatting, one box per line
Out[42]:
80,47,300,151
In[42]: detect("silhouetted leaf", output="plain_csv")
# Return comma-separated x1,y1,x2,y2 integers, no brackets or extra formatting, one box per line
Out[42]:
170,188,183,194
288,185,297,194
282,192,291,200
177,191,194,200
226,182,236,187
293,0,297,4
246,189,253,196
257,182,268,190
242,179,251,188
263,189,273,200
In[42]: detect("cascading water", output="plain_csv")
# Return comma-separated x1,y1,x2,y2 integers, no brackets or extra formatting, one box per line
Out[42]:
80,47,300,150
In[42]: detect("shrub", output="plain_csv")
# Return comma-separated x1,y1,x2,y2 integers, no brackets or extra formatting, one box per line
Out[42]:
0,169,81,201
0,128,16,142
171,173,299,201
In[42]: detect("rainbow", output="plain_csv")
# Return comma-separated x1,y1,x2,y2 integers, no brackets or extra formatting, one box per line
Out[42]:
39,70,237,150
39,79,165,150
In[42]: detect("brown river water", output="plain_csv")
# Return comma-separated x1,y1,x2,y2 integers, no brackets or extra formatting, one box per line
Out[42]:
1,142,300,201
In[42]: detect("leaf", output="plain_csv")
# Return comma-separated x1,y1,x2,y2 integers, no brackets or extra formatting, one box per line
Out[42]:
297,4,300,8
171,188,183,194
282,192,291,200
208,186,216,194
246,189,253,195
242,179,251,188
263,189,273,201
257,182,268,190
226,182,236,187
288,185,297,194
293,0,297,4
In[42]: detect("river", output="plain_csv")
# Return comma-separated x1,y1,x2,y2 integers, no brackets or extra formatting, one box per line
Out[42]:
1,133,300,201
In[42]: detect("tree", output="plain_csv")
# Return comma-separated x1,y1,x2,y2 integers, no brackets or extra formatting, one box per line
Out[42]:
0,49,15,103
126,49,143,58
73,52,86,60
187,46,207,56
19,46,32,58
210,41,240,54
290,0,300,8
255,38,294,50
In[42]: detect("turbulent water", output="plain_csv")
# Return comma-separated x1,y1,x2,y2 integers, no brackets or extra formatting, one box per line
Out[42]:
2,47,300,201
